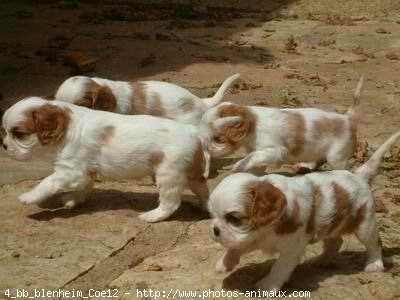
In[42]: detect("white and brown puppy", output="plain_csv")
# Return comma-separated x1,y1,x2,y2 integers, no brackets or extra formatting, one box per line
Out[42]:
54,74,240,125
200,76,364,173
209,130,400,292
2,97,208,223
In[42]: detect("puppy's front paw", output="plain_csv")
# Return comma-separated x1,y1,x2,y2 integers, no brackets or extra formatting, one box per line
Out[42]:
139,208,172,223
18,192,39,205
64,200,77,209
215,257,234,273
364,260,384,272
215,251,240,273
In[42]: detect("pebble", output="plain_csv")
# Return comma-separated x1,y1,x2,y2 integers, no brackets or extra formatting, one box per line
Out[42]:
145,264,163,271
376,28,391,34
11,251,20,258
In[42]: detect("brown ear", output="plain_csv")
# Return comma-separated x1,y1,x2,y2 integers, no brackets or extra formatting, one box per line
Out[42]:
217,104,255,143
246,181,287,229
92,86,117,112
221,119,249,143
32,104,70,145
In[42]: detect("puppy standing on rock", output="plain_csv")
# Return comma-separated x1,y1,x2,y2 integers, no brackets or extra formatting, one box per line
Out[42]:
2,97,208,222
209,130,400,292
200,76,364,173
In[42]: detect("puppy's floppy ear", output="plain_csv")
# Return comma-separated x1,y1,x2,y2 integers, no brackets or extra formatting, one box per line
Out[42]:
91,86,117,112
216,104,255,143
32,104,70,145
214,116,242,131
246,181,286,229
213,116,246,142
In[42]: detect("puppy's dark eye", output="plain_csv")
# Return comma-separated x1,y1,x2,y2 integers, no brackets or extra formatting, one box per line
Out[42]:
225,213,244,227
11,128,29,139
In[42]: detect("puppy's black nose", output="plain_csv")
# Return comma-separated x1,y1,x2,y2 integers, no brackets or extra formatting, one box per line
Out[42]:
213,226,220,237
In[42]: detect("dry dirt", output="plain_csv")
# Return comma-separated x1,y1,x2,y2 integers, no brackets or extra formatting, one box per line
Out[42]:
1,1,400,299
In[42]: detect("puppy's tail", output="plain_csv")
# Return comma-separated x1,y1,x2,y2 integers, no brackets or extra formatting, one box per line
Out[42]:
202,74,240,108
355,130,400,182
346,75,364,120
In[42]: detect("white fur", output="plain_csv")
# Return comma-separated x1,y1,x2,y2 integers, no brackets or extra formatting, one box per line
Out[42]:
208,130,400,291
2,97,209,223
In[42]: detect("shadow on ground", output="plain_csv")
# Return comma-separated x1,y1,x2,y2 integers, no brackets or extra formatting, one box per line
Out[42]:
222,247,400,293
0,0,298,108
28,188,210,222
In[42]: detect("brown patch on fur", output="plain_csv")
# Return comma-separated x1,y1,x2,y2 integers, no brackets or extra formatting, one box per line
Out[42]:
215,104,256,146
313,117,345,140
99,126,115,145
150,151,164,171
306,184,323,234
148,92,166,117
24,104,71,145
274,199,302,234
79,80,100,108
179,97,196,113
186,142,206,181
321,183,352,236
130,82,148,114
318,182,365,237
92,86,117,112
75,97,93,108
284,112,305,157
81,81,117,112
246,181,287,229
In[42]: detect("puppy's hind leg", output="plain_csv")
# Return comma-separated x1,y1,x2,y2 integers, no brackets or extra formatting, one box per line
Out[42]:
356,217,384,272
139,170,185,223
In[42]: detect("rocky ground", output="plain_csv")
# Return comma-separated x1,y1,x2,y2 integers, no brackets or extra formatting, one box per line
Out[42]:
1,1,400,299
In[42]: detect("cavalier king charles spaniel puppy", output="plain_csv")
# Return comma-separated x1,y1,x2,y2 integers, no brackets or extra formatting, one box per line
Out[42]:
2,97,209,222
200,76,364,173
208,130,400,292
